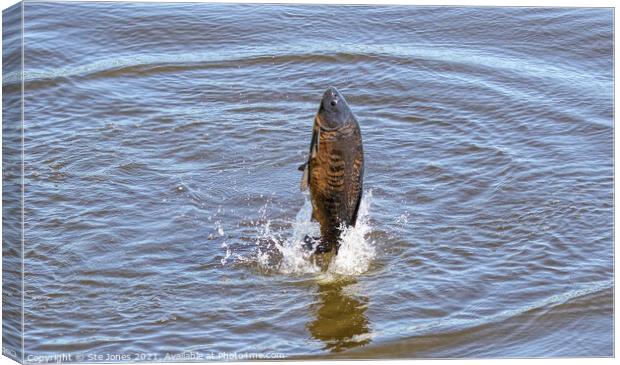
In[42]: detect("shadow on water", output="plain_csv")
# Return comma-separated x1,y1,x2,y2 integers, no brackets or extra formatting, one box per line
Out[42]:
307,279,371,352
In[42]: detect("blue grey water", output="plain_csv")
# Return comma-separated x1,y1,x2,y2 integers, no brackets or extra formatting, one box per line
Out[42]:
2,1,613,360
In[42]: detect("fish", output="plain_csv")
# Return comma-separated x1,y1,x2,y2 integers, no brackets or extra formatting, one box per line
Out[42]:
299,87,364,254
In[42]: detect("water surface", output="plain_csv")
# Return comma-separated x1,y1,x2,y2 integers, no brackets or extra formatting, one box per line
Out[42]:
3,1,614,360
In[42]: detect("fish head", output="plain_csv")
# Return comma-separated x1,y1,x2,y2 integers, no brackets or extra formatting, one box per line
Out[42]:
316,86,352,130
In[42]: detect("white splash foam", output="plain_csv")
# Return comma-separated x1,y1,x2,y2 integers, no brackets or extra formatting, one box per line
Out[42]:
272,197,322,274
328,191,375,276
247,190,376,278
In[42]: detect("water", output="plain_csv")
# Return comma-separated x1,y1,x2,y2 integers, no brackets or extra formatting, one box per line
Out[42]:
2,2,613,360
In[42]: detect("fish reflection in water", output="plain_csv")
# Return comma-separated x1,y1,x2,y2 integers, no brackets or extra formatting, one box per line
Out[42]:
307,280,371,352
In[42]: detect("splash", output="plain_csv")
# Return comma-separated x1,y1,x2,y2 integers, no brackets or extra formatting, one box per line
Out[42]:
328,191,376,276
267,197,321,275
224,191,376,278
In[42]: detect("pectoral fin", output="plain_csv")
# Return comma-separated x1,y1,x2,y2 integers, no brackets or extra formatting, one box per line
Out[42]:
300,162,309,191
300,124,320,192
312,127,320,158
